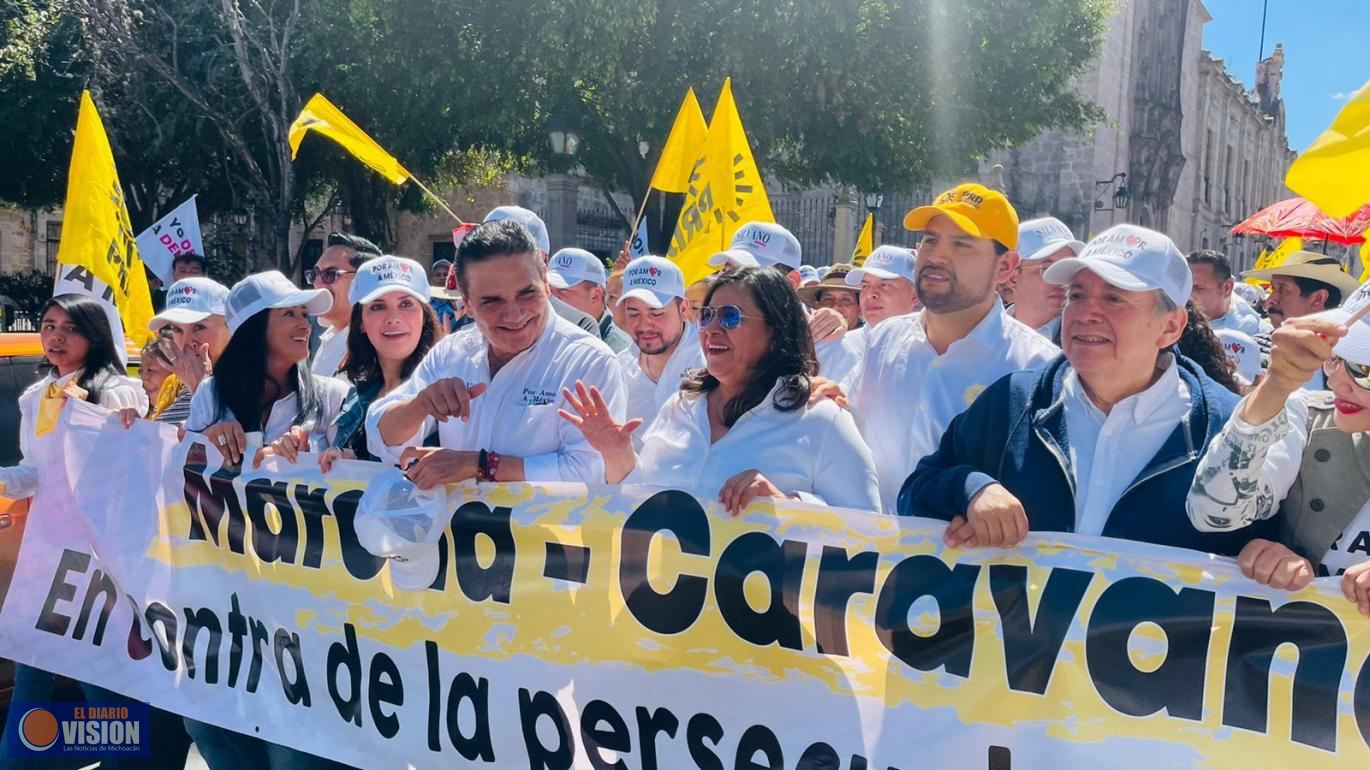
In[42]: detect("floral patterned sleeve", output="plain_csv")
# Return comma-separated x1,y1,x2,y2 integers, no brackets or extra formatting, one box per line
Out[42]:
1187,395,1309,532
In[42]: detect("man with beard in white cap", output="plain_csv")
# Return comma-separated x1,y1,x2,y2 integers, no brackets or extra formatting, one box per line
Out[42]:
547,246,632,353
483,205,602,337
614,256,704,445
1007,217,1085,343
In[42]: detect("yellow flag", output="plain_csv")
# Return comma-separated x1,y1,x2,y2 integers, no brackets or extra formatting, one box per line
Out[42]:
852,213,875,265
289,93,410,184
1360,236,1370,284
1245,236,1303,286
666,79,775,283
54,91,154,345
1286,80,1370,218
650,88,708,194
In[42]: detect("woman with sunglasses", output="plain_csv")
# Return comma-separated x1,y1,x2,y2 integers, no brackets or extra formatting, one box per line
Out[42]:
1187,298,1370,611
560,266,880,514
266,256,444,470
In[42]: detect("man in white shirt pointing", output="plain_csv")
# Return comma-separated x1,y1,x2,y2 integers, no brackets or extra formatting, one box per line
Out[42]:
368,219,626,487
615,256,704,442
841,183,1059,511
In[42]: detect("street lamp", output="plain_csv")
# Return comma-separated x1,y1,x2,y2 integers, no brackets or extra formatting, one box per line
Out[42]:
1094,173,1129,211
548,111,581,158
863,192,884,214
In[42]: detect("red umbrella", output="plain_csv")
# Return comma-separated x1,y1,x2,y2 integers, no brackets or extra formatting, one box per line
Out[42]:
1231,197,1370,244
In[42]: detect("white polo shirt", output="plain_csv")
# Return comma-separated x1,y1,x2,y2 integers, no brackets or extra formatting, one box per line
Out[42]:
185,374,351,447
625,380,881,512
367,306,626,482
311,324,349,378
843,300,1060,511
0,370,147,500
616,325,705,445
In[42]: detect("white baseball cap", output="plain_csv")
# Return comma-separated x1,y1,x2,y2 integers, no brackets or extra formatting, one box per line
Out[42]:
798,265,820,286
727,221,802,269
1043,224,1192,308
547,248,607,289
483,205,551,255
846,246,917,285
225,271,332,334
349,256,431,305
353,468,449,591
619,256,686,309
149,277,229,331
1017,217,1085,263
1215,329,1263,386
706,249,761,270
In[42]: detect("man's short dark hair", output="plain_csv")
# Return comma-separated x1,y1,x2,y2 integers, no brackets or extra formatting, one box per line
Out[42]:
1291,276,1343,308
326,232,382,267
172,253,206,270
1186,249,1232,282
993,241,1010,257
454,219,540,293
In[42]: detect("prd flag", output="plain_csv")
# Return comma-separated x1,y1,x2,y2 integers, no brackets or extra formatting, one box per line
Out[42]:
134,195,204,284
666,78,775,283
1361,235,1370,284
852,213,875,265
1286,79,1370,218
649,88,708,194
289,93,410,184
54,91,154,348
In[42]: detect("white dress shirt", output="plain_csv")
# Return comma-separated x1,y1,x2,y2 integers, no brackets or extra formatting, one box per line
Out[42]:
185,374,351,448
816,327,866,383
625,380,881,512
0,370,148,499
1062,355,1190,536
844,301,1059,511
311,324,348,378
617,325,705,445
367,307,626,482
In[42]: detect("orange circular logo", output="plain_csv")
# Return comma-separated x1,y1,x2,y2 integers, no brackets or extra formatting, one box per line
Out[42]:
18,707,59,751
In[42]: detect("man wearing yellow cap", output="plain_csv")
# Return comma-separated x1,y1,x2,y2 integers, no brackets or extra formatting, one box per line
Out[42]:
840,183,1059,511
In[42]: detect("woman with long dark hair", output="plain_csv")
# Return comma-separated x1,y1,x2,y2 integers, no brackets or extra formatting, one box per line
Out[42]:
183,271,352,465
0,294,158,766
181,272,353,769
264,257,443,469
1177,300,1243,394
559,266,880,513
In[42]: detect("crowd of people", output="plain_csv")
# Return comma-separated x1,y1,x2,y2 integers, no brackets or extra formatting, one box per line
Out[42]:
4,182,1370,767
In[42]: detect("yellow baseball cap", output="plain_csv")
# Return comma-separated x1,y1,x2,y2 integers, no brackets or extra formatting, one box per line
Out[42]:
903,183,1020,250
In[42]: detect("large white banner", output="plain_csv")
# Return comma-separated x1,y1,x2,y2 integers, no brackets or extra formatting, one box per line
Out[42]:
3,400,1370,768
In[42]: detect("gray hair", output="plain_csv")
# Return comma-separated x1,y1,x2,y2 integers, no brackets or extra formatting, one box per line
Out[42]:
1153,290,1179,316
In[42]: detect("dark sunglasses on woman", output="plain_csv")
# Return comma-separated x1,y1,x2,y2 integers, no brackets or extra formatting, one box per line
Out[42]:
1325,355,1370,391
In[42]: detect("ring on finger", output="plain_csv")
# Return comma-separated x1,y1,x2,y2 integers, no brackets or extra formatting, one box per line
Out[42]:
216,434,228,446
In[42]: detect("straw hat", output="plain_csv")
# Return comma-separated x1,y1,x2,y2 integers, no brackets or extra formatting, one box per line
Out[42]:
798,263,860,303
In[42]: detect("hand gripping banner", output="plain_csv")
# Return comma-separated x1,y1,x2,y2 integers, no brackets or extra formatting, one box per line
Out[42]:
3,400,1370,768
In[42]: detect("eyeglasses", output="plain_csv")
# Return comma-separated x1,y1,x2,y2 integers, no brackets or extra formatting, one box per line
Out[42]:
698,304,762,330
304,268,355,285
1325,356,1370,392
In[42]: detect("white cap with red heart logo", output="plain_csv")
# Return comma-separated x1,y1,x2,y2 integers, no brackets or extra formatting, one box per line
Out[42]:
619,256,686,309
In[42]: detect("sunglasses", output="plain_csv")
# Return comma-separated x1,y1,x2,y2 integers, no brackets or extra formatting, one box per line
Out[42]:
1325,356,1370,391
698,304,762,330
304,268,355,285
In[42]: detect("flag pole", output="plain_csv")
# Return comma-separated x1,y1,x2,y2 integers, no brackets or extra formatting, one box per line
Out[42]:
408,176,467,226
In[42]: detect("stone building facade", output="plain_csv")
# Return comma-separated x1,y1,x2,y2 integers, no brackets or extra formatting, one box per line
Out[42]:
984,0,1293,273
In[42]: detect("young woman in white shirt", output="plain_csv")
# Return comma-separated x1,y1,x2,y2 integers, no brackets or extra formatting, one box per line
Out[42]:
263,256,445,470
184,271,352,466
0,294,170,765
560,266,881,513
181,271,354,769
